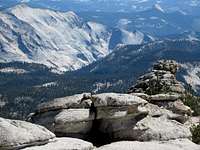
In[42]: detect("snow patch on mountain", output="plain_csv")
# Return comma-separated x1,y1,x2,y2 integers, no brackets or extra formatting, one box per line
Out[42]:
120,29,144,45
109,28,154,50
182,63,200,92
0,4,111,71
153,4,165,13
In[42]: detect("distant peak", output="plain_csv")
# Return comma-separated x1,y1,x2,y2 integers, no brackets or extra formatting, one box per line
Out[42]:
66,11,78,17
153,4,165,13
20,0,31,3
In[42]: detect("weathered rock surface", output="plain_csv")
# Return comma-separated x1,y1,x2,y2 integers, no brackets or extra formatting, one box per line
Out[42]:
148,96,192,117
172,100,192,115
130,93,150,100
97,139,200,150
30,92,193,144
30,93,94,138
0,117,55,150
22,138,94,150
91,93,147,107
54,109,95,137
31,93,148,143
91,93,148,120
184,116,200,128
31,108,94,138
149,93,181,101
116,116,192,141
143,103,189,123
89,93,148,143
35,93,92,113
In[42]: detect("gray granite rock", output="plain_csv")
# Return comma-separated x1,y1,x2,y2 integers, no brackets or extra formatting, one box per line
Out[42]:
91,93,147,107
97,139,200,150
113,116,192,141
22,138,94,150
0,117,55,150
31,93,148,142
90,93,148,141
32,109,94,138
35,93,92,113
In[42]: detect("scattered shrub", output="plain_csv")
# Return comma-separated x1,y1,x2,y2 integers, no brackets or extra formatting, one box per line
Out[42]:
191,124,200,144
183,94,200,116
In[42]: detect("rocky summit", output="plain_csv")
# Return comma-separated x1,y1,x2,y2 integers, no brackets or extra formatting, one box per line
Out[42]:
0,60,200,150
128,60,192,121
128,60,185,95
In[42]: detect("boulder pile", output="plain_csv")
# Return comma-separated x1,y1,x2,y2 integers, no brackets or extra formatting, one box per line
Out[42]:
30,93,148,144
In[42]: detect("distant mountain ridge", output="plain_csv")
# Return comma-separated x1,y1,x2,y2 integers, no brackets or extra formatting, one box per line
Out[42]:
1,4,161,71
0,4,111,71
79,4,198,37
68,39,200,94
1,0,200,16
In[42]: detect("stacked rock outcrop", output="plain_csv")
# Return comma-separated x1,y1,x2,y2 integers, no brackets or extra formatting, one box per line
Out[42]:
128,60,192,121
128,60,185,95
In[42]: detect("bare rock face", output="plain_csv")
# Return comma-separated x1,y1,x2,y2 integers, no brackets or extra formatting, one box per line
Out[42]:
184,116,200,128
35,93,92,113
172,100,192,115
30,93,94,139
149,93,181,101
96,139,200,150
111,103,192,141
30,92,193,145
30,93,148,144
147,95,192,117
143,103,189,123
54,109,95,138
91,93,148,120
22,138,94,150
0,116,94,150
116,116,192,141
0,117,55,150
91,93,147,107
90,93,148,143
